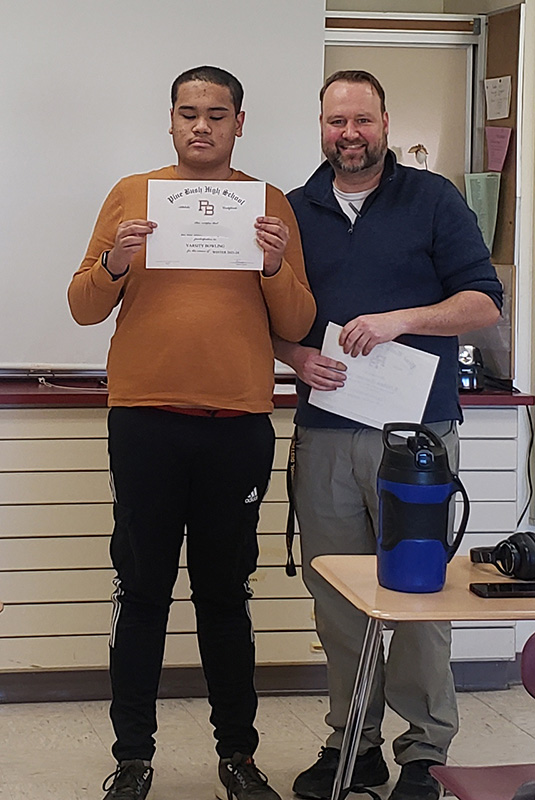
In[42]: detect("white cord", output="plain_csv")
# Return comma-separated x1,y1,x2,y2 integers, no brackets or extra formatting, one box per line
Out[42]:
37,377,107,392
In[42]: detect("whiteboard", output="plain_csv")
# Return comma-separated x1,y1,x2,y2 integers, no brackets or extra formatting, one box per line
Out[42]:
0,0,324,371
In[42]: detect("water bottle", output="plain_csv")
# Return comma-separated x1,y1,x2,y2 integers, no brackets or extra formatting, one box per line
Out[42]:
377,423,470,593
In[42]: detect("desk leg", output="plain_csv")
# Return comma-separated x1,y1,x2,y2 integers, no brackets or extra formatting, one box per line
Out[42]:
331,617,383,800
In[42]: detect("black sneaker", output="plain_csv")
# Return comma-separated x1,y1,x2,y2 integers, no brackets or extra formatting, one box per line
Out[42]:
217,752,282,800
292,746,389,799
102,760,153,799
387,760,442,800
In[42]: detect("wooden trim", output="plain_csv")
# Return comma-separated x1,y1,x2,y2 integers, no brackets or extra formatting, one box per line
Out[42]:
485,6,520,266
0,380,298,409
0,659,521,703
452,654,521,692
0,664,328,704
0,380,532,408
325,18,475,33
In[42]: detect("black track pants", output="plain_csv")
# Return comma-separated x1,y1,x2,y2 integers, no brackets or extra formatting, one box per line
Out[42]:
107,407,275,761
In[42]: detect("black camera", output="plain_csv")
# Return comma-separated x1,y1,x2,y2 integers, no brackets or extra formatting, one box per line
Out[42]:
458,344,485,392
470,532,535,581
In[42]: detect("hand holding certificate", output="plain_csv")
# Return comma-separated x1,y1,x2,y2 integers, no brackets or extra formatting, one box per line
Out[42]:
309,322,439,429
146,180,266,270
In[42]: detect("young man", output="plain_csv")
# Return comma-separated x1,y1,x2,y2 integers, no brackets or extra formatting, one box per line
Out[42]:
68,65,315,800
275,70,502,800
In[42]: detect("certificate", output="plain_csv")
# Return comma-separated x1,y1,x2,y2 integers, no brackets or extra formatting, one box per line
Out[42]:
146,180,265,270
309,322,439,429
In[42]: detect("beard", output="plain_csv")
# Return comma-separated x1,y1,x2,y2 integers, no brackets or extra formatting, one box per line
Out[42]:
323,131,387,174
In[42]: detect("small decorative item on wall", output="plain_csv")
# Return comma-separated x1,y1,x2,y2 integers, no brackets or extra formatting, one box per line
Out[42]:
408,143,429,169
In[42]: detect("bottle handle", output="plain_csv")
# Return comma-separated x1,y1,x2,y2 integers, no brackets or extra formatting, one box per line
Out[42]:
447,475,470,562
382,422,444,451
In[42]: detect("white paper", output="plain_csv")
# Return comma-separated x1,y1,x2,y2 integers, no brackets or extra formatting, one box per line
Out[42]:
146,180,265,270
309,322,440,429
484,76,512,121
464,172,501,251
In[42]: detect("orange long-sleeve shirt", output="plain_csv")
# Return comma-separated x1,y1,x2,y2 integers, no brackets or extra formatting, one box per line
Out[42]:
68,166,315,411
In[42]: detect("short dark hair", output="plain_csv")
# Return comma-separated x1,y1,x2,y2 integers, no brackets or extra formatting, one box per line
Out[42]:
171,66,244,114
320,70,386,114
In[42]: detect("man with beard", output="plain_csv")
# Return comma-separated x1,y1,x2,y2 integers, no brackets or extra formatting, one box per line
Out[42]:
274,71,502,800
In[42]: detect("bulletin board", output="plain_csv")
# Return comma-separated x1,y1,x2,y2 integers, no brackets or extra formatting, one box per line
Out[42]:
485,5,520,265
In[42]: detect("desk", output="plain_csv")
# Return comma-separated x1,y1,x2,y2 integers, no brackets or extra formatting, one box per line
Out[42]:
311,555,535,800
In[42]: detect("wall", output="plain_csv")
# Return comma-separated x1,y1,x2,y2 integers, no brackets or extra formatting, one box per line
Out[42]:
326,1,526,12
0,0,325,371
324,44,468,190
326,0,444,10
445,0,525,11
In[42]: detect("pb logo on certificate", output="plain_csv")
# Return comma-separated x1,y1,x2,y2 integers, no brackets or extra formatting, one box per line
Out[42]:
146,180,266,270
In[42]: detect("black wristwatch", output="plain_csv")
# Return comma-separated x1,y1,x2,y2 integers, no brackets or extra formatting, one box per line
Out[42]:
101,250,129,281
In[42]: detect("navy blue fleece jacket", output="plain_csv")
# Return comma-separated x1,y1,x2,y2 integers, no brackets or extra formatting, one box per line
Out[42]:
287,151,503,428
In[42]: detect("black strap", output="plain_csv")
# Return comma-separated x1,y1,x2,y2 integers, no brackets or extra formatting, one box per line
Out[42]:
285,431,297,577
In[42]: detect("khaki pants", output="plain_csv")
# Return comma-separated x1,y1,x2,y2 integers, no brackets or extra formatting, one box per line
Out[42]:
293,423,459,766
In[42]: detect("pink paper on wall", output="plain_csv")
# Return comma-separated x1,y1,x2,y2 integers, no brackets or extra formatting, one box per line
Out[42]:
485,126,512,172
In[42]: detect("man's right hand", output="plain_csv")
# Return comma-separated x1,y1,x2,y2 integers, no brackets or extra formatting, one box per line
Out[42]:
105,219,158,275
293,346,347,391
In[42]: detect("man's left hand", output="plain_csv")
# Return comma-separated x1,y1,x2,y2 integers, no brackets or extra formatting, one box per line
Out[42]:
255,216,289,276
339,310,407,356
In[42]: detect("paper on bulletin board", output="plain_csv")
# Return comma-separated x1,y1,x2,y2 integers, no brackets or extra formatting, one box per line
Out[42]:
485,127,512,172
484,76,512,121
464,172,501,252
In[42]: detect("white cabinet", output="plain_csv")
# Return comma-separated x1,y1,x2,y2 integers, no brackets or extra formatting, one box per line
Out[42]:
453,407,520,662
0,404,526,673
0,406,321,671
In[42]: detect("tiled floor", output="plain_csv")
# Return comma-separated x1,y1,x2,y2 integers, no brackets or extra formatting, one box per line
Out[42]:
0,688,534,798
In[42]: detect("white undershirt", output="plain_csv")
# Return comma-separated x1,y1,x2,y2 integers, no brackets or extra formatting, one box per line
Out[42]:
332,183,374,224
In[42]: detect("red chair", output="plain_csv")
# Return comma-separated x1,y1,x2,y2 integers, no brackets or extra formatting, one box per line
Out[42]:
430,633,535,800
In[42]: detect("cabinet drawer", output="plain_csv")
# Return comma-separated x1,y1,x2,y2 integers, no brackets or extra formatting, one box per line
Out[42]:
1,568,114,603
0,409,108,439
459,408,517,439
0,503,114,537
0,630,326,671
459,439,517,470
168,599,315,634
460,471,516,501
243,567,310,599
1,565,308,604
258,533,301,566
0,597,315,637
272,409,295,438
255,631,326,664
0,635,112,670
0,532,298,571
451,626,515,661
264,471,287,502
0,536,110,570
0,471,111,504
174,567,309,601
259,502,289,533
0,438,108,471
457,532,512,555
455,501,517,532
0,502,290,538
273,438,291,469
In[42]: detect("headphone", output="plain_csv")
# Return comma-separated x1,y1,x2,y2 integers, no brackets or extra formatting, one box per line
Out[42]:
470,532,535,581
